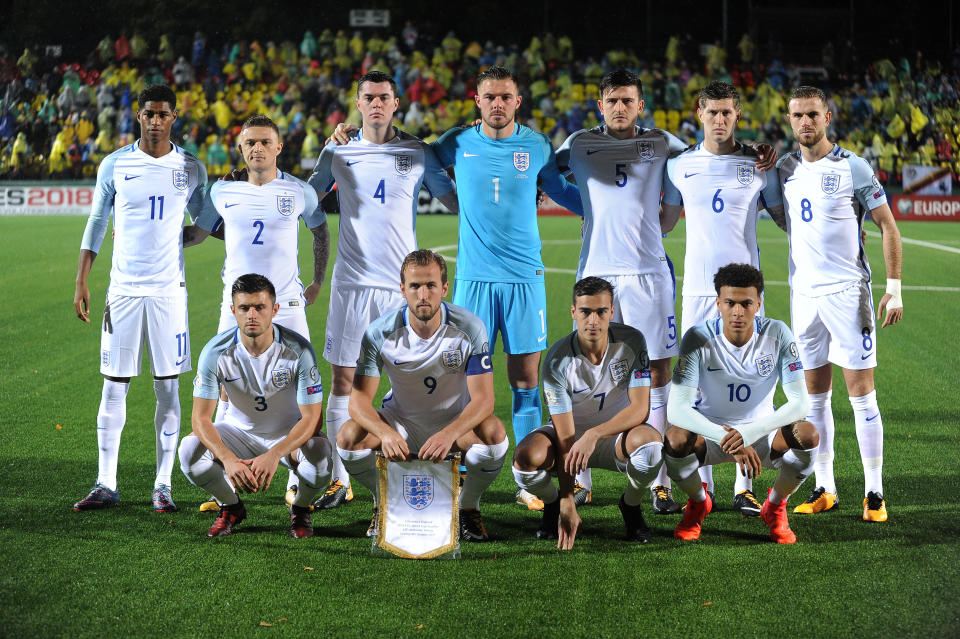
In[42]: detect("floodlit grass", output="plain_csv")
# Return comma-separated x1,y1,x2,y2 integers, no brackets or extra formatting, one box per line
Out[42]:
1,214,958,638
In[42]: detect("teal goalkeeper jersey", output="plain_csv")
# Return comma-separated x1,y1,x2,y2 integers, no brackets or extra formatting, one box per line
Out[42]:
433,123,582,283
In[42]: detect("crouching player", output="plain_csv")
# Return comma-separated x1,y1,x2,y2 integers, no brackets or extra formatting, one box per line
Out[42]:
666,263,817,544
512,277,663,550
336,250,508,542
179,274,333,538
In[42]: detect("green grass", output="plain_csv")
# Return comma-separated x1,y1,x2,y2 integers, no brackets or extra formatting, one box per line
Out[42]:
1,214,959,638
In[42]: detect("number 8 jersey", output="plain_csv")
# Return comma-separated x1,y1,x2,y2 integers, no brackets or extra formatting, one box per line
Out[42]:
777,145,888,297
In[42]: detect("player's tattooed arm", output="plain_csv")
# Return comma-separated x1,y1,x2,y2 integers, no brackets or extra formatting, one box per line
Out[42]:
304,221,330,306
766,204,787,232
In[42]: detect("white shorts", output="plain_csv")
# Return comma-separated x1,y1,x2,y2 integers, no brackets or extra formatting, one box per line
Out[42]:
324,285,403,367
378,405,447,454
217,301,310,340
681,295,766,335
529,425,628,473
599,272,678,360
701,429,785,469
213,421,330,469
100,294,190,378
791,282,876,370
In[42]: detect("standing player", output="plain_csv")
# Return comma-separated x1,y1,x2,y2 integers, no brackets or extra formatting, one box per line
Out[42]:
309,70,458,509
660,81,785,516
184,113,328,511
73,84,207,512
513,277,663,549
179,274,333,538
336,250,508,541
778,86,903,522
432,66,583,511
665,264,817,544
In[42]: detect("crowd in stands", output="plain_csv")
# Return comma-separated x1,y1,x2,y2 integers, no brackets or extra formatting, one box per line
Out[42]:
1,26,959,188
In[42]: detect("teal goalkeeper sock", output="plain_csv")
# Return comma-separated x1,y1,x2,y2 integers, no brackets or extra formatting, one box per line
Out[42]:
511,386,542,443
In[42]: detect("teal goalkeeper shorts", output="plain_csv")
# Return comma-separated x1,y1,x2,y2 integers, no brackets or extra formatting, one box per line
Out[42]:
453,280,547,354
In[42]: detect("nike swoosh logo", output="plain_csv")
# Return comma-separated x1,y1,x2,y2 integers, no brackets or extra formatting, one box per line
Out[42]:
346,160,361,166
650,403,666,411
538,335,547,342
665,341,677,349
124,175,140,180
586,149,601,155
572,387,589,394
785,177,797,182
393,360,408,365
706,366,721,372
224,376,240,382
860,354,872,360
684,172,699,178
462,152,479,157
162,430,178,436
866,414,880,422
224,203,240,208
175,357,188,366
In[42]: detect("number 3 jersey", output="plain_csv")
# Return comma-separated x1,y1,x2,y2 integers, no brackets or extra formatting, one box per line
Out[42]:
542,323,651,434
194,325,323,439
308,129,455,290
777,145,887,297
81,141,207,297
672,317,804,426
194,171,324,306
356,302,491,429
662,144,782,297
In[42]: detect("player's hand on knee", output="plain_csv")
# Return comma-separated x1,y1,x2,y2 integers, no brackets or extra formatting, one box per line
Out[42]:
419,431,455,463
381,431,410,461
720,426,745,454
245,452,280,492
329,123,356,146
732,446,762,479
558,497,581,550
225,458,260,493
565,433,597,476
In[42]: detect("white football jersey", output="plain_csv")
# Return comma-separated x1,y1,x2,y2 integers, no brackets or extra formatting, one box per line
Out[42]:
81,141,207,296
663,144,782,296
542,323,651,433
777,145,887,296
309,129,455,289
355,302,491,428
194,170,324,305
672,316,804,426
556,125,687,278
194,324,323,439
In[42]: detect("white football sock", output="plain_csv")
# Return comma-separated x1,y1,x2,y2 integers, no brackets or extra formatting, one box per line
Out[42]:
771,447,815,504
291,437,333,507
338,447,378,504
460,438,508,510
665,452,706,502
648,384,671,489
96,379,129,491
153,378,180,488
574,468,592,491
624,442,663,506
698,464,714,493
325,394,351,487
512,467,559,504
808,390,836,494
850,390,883,496
177,435,238,505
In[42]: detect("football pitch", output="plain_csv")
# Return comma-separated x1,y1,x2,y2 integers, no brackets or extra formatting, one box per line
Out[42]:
1,213,959,638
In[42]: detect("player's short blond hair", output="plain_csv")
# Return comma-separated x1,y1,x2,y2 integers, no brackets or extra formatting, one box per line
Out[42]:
400,250,447,284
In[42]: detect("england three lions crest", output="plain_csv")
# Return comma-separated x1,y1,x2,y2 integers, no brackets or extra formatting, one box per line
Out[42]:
395,154,413,175
172,169,188,191
277,195,295,216
609,358,629,385
513,152,530,172
755,354,774,377
821,174,841,194
737,164,755,185
403,474,434,510
272,368,292,388
441,349,463,370
637,141,654,160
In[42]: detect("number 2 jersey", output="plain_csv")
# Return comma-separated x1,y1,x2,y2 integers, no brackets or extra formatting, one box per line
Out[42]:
542,323,651,434
81,141,207,297
777,145,887,297
308,129,455,290
355,302,492,429
194,170,324,306
672,316,804,427
662,143,782,297
194,324,323,439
